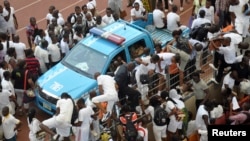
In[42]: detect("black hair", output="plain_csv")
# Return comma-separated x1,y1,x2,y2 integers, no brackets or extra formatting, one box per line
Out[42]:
27,108,36,124
192,71,200,78
160,90,169,100
199,9,206,18
150,95,162,107
3,70,10,79
151,54,160,62
61,92,71,99
172,5,178,12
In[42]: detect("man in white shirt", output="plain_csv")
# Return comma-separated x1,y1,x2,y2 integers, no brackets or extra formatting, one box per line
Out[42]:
3,0,18,40
74,98,94,141
153,2,166,29
213,37,237,83
130,2,147,22
167,5,181,32
47,35,61,67
191,10,211,29
2,106,21,140
12,35,27,60
198,0,215,24
92,72,118,122
102,7,115,25
135,48,155,100
60,33,70,58
34,40,50,74
229,0,249,38
40,93,74,141
151,52,180,95
195,100,214,141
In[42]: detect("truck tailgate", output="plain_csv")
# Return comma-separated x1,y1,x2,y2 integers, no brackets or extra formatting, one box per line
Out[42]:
149,28,173,47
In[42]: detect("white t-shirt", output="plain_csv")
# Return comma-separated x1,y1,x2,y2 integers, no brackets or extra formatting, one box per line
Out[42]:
223,32,243,56
73,33,83,43
97,75,117,95
221,72,235,91
191,18,211,29
56,98,73,123
218,43,236,64
165,100,176,120
1,79,14,96
34,46,49,73
144,105,154,118
27,118,42,140
102,15,115,25
87,0,96,10
198,6,215,23
2,114,20,139
46,13,53,21
47,43,61,62
130,7,146,21
79,106,94,126
167,12,180,32
153,9,165,28
0,89,12,109
60,39,70,55
2,40,14,56
12,42,26,60
195,105,209,130
155,52,175,73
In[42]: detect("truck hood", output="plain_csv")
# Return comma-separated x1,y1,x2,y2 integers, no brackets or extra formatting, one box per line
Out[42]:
36,63,97,99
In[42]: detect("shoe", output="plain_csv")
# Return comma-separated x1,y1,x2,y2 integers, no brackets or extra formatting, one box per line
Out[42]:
210,78,219,84
169,0,173,5
209,63,218,71
101,111,111,122
180,7,184,12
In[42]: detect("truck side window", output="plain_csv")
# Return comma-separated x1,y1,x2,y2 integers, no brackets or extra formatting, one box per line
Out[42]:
107,51,126,75
128,39,146,61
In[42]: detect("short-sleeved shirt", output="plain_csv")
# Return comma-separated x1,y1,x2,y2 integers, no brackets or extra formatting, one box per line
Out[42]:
153,9,165,28
97,75,117,95
191,79,208,100
11,68,32,89
167,12,180,32
79,106,94,126
2,114,20,139
26,24,39,41
56,98,73,123
130,7,146,21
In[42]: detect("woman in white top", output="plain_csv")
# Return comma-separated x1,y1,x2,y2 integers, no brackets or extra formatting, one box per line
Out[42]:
27,108,45,141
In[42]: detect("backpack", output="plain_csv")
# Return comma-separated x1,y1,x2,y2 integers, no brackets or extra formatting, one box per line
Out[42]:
189,23,211,42
176,36,192,54
124,113,138,140
154,105,168,126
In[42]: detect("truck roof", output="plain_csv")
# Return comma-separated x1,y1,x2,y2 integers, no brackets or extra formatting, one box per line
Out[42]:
80,20,147,55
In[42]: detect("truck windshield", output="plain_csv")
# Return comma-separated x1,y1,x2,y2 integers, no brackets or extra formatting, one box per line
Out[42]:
63,43,108,78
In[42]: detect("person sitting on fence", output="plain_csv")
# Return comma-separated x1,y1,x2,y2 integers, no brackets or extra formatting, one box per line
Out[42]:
151,52,180,96
134,48,155,101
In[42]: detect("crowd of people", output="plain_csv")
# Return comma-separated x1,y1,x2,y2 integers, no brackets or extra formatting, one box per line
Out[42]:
0,0,250,141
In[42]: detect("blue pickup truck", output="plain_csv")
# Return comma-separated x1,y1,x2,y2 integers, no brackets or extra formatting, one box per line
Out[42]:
35,18,189,115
